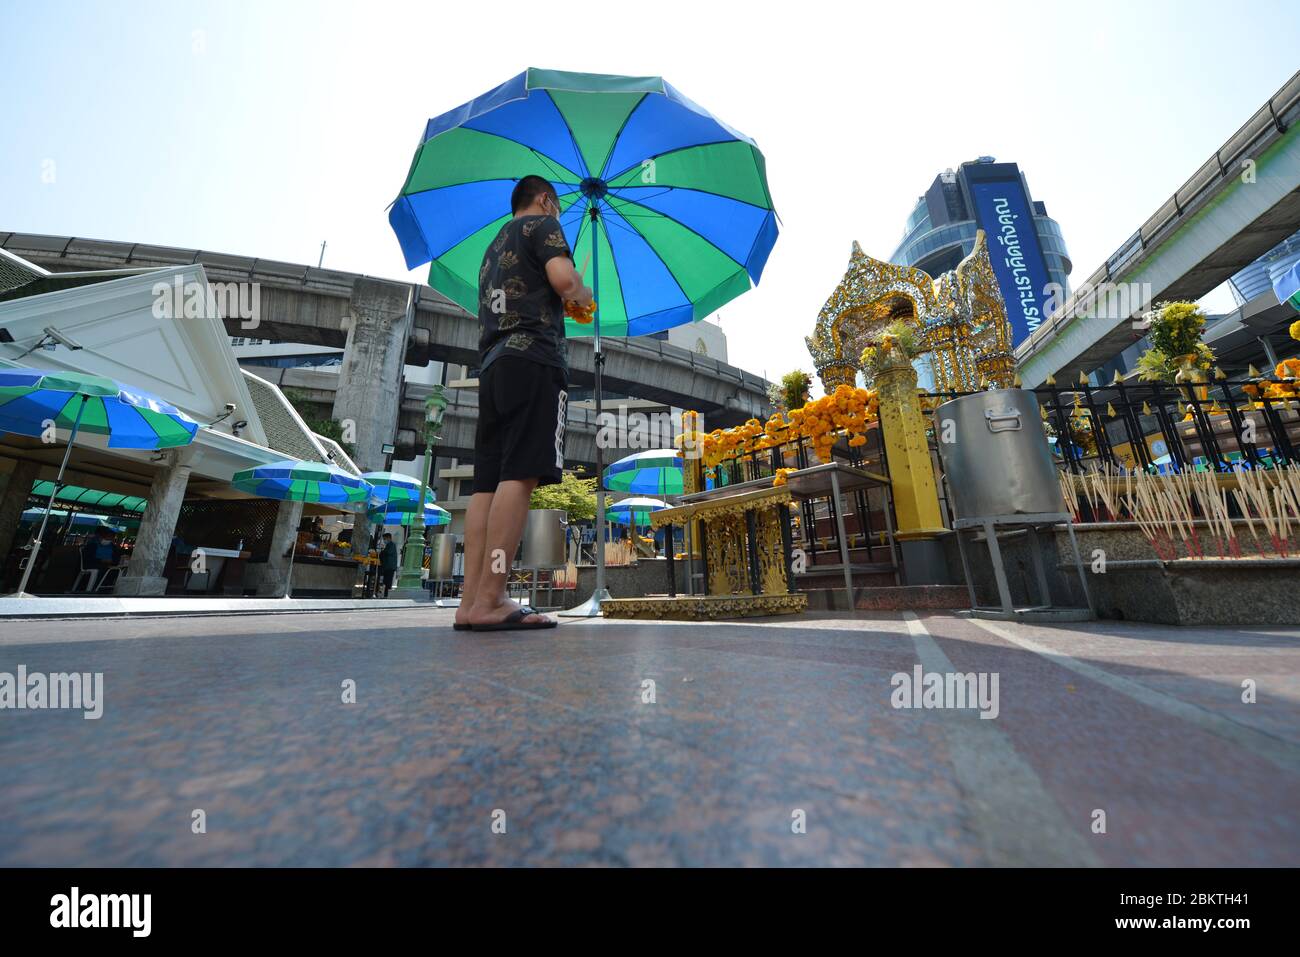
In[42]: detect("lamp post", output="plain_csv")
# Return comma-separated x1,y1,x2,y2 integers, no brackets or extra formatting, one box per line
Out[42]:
393,385,447,596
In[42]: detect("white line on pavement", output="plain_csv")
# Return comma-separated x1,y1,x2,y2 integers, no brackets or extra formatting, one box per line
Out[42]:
902,612,1100,867
967,617,1300,775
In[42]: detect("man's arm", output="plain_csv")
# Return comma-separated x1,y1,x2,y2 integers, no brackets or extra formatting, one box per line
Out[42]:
544,256,593,306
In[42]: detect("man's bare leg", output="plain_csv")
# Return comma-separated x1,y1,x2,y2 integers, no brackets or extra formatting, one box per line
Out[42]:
455,491,494,626
466,478,552,626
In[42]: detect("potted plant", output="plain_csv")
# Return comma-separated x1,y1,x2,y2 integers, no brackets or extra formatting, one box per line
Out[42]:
1134,301,1215,395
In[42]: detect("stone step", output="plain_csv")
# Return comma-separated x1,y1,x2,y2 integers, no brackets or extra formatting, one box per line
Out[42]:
801,584,970,612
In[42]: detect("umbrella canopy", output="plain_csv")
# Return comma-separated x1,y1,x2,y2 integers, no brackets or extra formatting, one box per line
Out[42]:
605,496,669,527
604,449,684,495
0,367,199,448
369,501,451,528
27,481,148,514
359,470,427,505
232,460,374,506
20,509,124,530
1273,258,1300,312
388,68,779,338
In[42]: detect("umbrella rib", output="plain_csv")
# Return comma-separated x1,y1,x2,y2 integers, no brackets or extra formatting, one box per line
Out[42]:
603,139,768,196
399,133,584,197
604,193,745,270
593,92,650,182
600,197,749,321
542,90,593,181
527,146,583,192
593,200,688,322
607,182,771,214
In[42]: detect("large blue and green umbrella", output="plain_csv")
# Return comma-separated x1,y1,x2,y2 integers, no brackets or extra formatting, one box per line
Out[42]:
605,496,669,527
2,366,199,596
232,460,375,506
388,68,778,338
0,368,199,448
388,69,776,614
604,449,684,495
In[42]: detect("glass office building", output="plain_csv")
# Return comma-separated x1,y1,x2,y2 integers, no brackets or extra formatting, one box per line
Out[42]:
1227,227,1300,305
890,157,1072,298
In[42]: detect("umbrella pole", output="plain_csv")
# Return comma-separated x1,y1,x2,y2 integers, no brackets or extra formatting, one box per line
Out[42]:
282,517,298,599
13,395,87,598
562,204,611,617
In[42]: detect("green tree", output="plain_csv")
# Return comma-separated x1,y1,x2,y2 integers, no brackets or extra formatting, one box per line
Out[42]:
530,471,596,522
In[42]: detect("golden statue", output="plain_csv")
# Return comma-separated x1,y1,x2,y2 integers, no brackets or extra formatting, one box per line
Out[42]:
806,230,1014,393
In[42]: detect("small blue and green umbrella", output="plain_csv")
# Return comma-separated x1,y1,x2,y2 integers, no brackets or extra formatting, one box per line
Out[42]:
369,500,451,528
1,367,199,597
360,470,425,506
232,460,375,507
604,449,684,495
232,460,375,597
605,496,668,527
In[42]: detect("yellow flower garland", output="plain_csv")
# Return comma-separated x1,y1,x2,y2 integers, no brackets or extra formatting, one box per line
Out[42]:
691,384,880,482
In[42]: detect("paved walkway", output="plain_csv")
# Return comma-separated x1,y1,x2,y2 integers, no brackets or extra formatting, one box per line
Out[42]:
0,609,1296,866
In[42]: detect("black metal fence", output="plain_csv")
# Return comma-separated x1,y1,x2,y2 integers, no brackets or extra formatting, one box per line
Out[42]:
918,379,1299,475
703,424,896,571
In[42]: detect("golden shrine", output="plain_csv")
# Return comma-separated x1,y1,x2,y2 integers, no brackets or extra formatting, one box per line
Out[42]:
806,230,1014,394
600,234,1016,621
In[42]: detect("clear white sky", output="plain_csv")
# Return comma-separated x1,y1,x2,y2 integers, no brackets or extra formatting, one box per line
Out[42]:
2,0,1297,381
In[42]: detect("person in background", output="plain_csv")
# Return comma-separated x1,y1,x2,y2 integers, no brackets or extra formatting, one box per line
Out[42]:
81,527,123,577
379,532,399,598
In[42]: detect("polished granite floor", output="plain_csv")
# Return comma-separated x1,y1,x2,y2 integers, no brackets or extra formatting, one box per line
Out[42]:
0,608,1296,866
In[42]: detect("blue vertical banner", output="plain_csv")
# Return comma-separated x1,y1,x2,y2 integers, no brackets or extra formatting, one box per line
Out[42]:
968,179,1053,347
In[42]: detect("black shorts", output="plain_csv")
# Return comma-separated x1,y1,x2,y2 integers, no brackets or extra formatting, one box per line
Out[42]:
473,357,567,493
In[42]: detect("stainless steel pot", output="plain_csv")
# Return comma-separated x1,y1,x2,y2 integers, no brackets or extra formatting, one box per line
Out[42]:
934,388,1064,520
520,508,567,568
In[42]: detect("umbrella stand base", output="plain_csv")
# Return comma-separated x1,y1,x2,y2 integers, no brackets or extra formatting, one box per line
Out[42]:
559,587,611,618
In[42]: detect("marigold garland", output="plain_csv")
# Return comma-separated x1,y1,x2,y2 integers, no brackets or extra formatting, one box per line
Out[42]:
565,299,597,324
689,384,880,483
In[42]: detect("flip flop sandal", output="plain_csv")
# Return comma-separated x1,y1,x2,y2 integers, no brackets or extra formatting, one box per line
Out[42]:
453,623,472,631
469,606,557,632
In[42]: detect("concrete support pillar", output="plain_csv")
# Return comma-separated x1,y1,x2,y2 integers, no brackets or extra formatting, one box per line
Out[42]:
333,277,413,564
115,453,192,596
256,499,304,597
0,459,42,563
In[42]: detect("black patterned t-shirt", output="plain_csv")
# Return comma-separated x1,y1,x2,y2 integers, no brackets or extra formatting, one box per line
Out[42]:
477,214,571,373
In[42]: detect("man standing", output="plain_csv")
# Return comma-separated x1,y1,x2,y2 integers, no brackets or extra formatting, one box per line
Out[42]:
379,532,399,598
455,175,592,631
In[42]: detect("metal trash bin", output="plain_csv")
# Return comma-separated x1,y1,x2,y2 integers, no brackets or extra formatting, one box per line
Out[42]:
934,388,1063,519
520,509,567,569
934,388,1093,621
428,533,457,580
